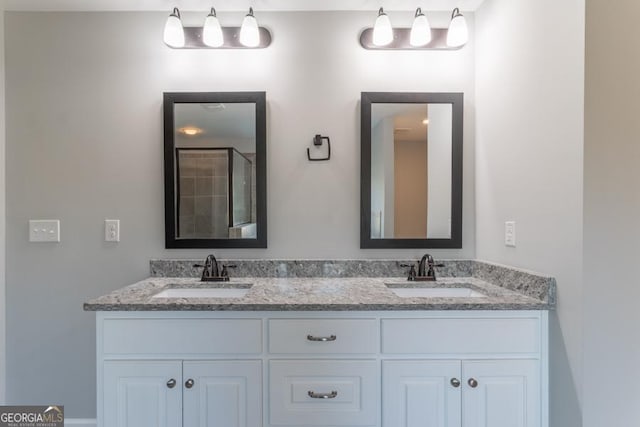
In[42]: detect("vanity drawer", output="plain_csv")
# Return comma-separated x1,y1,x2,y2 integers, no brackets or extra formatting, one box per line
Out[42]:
268,319,378,354
102,318,262,355
269,360,378,426
381,317,540,355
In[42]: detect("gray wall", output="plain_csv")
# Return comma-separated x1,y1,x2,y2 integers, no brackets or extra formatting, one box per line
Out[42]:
5,11,476,416
474,0,584,426
0,3,6,403
583,0,640,424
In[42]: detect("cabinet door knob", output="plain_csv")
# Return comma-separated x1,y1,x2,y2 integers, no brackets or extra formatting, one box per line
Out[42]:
468,378,478,388
450,378,461,388
308,390,338,399
185,379,195,389
307,334,337,342
166,379,176,389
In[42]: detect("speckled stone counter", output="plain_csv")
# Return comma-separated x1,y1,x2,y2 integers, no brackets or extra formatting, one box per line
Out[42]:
84,260,555,311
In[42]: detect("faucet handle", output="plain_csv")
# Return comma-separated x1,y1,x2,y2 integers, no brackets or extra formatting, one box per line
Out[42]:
220,264,237,280
399,263,417,281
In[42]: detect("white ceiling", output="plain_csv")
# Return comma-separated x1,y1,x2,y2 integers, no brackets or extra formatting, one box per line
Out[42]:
4,0,486,12
175,103,256,140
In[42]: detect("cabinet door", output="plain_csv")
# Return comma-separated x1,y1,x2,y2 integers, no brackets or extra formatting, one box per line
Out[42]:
383,360,462,427
462,360,540,427
103,361,182,427
182,360,262,427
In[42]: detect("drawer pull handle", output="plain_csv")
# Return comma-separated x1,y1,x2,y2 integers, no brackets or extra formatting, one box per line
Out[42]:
307,334,337,342
450,378,461,388
166,379,176,389
185,379,195,389
468,378,478,388
308,390,338,399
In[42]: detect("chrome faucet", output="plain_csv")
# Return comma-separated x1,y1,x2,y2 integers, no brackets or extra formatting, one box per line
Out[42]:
193,254,236,282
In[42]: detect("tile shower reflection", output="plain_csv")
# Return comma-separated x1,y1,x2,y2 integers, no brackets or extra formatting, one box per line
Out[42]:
177,148,255,239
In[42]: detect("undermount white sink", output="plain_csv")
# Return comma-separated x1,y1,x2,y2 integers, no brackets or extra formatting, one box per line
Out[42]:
152,286,251,299
386,285,486,298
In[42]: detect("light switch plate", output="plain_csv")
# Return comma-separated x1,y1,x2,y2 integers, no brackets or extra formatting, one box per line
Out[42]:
505,221,516,247
105,219,120,242
29,220,60,242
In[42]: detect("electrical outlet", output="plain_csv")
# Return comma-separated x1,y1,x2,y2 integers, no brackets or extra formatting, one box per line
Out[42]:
505,221,516,247
105,219,120,242
29,220,60,242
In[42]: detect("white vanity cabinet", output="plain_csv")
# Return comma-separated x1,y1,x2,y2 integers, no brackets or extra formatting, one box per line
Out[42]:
97,311,547,427
383,359,540,427
102,360,261,427
98,315,263,427
182,360,262,427
380,315,544,427
267,318,379,426
103,360,183,427
461,359,540,427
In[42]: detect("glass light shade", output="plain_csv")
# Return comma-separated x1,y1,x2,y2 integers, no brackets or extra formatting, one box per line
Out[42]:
410,9,432,46
447,8,468,47
372,8,393,46
239,8,260,47
163,8,185,48
203,10,224,47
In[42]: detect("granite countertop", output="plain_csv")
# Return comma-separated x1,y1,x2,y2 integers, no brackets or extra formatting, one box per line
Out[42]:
83,275,552,311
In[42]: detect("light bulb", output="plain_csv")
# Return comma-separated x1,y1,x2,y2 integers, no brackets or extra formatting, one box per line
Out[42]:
239,7,260,47
203,7,224,47
410,8,432,47
163,7,185,48
446,8,468,47
372,7,393,46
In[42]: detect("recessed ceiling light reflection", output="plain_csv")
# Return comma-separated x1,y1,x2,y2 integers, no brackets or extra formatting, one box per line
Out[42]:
179,126,204,136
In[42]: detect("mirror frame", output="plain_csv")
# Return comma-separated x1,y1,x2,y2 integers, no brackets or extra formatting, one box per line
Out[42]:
360,92,463,249
163,91,267,248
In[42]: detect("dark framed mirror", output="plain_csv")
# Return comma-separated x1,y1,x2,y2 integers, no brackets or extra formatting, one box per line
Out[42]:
164,92,267,248
360,92,463,249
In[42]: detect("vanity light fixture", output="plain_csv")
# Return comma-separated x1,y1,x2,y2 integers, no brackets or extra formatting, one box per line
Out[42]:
410,8,432,46
163,6,271,49
203,7,224,47
360,6,468,50
372,7,394,46
163,7,185,48
446,8,468,47
240,7,261,47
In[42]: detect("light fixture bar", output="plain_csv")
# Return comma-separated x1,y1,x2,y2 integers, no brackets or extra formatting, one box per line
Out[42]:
166,26,272,49
360,27,461,50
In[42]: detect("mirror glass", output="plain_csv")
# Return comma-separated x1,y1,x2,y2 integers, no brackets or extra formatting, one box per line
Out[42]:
370,103,452,239
361,92,463,249
164,92,266,248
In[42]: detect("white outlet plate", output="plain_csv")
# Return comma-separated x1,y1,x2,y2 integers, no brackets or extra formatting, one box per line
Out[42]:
505,221,516,247
29,220,60,242
105,219,120,242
